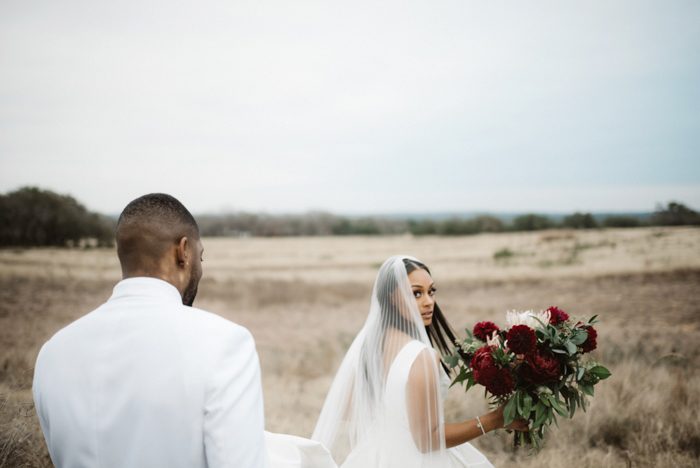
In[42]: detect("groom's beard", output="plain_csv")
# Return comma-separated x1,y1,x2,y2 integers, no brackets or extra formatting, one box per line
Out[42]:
182,277,199,307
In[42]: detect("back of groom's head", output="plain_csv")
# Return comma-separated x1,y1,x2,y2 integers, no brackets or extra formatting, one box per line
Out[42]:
116,194,202,304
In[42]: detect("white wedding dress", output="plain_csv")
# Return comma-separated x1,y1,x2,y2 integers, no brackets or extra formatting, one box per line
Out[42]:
265,431,337,468
341,340,493,468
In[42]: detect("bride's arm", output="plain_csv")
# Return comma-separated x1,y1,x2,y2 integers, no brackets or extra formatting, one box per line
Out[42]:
444,406,501,447
408,350,528,450
406,349,442,453
445,405,529,448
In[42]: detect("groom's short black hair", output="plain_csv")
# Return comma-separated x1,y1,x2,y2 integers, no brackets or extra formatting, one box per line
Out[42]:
117,193,199,235
116,194,199,274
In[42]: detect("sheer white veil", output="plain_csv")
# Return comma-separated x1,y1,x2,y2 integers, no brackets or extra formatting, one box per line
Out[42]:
312,255,447,467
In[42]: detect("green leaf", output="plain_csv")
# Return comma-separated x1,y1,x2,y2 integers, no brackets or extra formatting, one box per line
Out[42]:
552,348,567,355
516,390,523,417
569,394,577,418
531,431,541,450
533,401,545,424
503,396,517,427
580,384,595,396
444,354,460,368
590,365,612,380
522,393,533,418
588,314,599,324
570,331,588,345
533,404,549,428
559,385,569,399
565,341,577,355
577,366,585,381
550,398,568,418
465,374,476,391
450,367,469,387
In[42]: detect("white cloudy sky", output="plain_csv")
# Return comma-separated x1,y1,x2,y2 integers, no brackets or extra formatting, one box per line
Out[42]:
1,0,699,214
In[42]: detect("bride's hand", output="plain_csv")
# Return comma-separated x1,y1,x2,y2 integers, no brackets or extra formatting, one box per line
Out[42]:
486,405,529,432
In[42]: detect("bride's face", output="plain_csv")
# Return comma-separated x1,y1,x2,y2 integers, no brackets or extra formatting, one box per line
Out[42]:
408,268,436,326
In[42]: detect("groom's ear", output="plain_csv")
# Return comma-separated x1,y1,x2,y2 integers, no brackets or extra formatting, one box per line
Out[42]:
175,236,190,269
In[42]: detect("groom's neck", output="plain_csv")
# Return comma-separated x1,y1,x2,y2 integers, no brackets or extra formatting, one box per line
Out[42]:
121,264,183,298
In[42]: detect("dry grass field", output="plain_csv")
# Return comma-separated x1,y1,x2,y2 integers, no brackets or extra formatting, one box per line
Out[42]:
1,226,699,467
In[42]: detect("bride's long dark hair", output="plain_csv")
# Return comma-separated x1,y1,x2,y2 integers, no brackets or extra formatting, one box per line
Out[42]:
403,258,459,375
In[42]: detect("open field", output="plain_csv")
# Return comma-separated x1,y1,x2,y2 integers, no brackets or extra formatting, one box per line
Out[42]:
1,226,699,467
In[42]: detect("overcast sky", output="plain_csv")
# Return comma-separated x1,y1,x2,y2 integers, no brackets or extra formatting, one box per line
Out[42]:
1,0,699,215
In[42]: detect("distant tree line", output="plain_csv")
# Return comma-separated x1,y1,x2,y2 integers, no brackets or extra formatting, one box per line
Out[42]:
1,186,698,246
196,212,408,237
198,202,700,237
0,187,114,247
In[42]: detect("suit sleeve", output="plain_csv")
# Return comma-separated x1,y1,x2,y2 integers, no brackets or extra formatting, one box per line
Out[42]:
32,343,51,447
203,326,267,468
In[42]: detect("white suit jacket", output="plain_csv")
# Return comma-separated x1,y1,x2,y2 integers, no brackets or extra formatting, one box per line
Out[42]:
33,277,267,468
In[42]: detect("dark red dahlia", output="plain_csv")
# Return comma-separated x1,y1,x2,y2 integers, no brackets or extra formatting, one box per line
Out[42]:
477,366,515,396
547,306,570,325
471,346,515,396
519,348,562,384
506,325,537,354
581,325,598,353
473,321,500,341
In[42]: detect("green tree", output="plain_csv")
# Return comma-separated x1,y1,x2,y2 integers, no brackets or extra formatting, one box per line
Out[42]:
649,202,700,226
331,217,381,235
472,215,505,233
437,218,480,236
511,214,552,231
0,187,114,247
562,212,598,229
602,216,641,228
408,220,437,235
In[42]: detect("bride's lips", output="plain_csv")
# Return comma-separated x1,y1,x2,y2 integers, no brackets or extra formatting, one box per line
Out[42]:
421,311,433,319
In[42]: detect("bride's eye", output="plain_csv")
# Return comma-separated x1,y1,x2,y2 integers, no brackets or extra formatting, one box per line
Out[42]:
413,290,422,299
429,287,437,296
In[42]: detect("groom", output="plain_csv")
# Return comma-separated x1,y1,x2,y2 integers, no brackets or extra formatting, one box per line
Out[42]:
33,193,267,467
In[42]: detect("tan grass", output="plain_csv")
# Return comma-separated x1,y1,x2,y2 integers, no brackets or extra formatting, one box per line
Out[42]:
0,226,698,467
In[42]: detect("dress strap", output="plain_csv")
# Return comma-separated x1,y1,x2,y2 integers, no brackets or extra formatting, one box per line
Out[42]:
386,340,430,388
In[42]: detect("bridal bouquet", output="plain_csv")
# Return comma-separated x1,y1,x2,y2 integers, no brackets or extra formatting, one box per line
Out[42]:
446,306,611,450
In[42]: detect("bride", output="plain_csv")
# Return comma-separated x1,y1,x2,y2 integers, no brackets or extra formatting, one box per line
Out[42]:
312,255,527,467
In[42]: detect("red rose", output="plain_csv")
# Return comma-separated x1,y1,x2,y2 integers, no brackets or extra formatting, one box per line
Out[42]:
470,346,495,372
473,321,500,342
506,325,537,354
520,348,562,384
471,346,495,384
581,325,597,353
547,306,569,325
